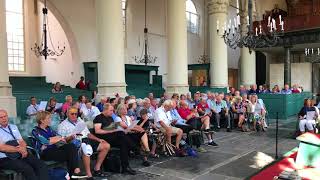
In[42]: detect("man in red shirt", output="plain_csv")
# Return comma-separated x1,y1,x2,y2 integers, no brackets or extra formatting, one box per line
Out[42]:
197,98,210,116
178,100,217,146
76,76,86,90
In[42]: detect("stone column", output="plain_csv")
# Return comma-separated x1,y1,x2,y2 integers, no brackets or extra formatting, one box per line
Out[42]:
284,47,291,87
96,0,127,97
0,0,16,117
166,0,189,95
208,0,229,88
239,13,256,87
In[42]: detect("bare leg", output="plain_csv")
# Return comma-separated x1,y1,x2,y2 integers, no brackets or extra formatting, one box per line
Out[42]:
175,129,183,149
82,155,92,177
140,133,150,151
95,142,110,171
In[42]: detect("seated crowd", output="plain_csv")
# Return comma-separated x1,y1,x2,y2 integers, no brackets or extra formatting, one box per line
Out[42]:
0,83,308,179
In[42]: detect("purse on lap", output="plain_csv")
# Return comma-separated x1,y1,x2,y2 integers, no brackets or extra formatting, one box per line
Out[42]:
5,140,21,160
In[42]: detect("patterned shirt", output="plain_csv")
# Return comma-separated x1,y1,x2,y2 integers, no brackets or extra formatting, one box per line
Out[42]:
57,117,90,139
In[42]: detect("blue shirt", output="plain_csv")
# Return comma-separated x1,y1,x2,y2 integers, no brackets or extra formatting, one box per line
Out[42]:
96,102,104,112
170,109,187,125
32,126,58,153
281,89,292,94
0,124,23,158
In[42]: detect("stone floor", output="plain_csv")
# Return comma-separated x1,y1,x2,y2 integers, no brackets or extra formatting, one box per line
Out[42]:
0,117,299,180
103,117,299,180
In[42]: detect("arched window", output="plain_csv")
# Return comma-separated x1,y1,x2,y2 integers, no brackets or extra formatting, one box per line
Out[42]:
186,0,199,34
122,0,127,32
6,0,25,72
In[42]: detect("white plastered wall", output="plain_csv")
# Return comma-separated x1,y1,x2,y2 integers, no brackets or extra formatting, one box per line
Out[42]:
269,63,312,91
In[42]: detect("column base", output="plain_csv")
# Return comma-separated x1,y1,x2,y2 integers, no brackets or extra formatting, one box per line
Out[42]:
0,96,17,117
0,82,16,117
166,84,189,96
97,83,127,99
0,82,13,96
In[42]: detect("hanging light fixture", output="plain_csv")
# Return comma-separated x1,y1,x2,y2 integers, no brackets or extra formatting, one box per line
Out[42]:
217,0,284,53
31,0,65,60
133,0,157,65
305,48,320,62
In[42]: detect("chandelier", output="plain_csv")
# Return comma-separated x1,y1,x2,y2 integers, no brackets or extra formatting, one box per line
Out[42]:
217,0,284,53
31,0,65,60
133,0,157,65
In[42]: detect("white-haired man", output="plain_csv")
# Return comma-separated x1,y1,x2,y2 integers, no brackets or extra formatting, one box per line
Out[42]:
154,100,184,155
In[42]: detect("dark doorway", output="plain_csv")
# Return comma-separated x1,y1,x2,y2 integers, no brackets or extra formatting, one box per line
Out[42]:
256,51,266,86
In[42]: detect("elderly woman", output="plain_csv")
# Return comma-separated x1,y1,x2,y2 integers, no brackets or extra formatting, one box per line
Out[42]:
115,104,151,166
249,95,266,131
298,99,319,133
51,82,63,93
232,96,247,131
31,111,87,179
61,95,73,115
127,99,138,121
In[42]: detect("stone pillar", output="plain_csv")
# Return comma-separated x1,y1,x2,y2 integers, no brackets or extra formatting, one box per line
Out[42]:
284,47,291,87
208,0,229,88
166,0,189,95
96,0,127,97
264,52,271,86
239,13,256,87
0,0,16,117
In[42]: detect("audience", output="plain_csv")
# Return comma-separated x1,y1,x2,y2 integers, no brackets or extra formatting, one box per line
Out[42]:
82,100,101,121
62,95,73,115
76,76,86,90
12,83,307,178
298,99,318,133
178,100,217,146
96,97,107,112
32,111,87,179
0,109,49,180
51,82,63,93
46,97,60,114
281,84,292,94
93,103,136,175
154,100,185,156
58,107,110,179
26,96,40,117
115,104,151,167
209,95,231,132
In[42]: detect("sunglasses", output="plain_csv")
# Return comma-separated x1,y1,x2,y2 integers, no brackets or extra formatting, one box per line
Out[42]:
70,113,78,116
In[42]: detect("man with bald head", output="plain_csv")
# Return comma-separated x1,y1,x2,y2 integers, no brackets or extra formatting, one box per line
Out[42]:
0,109,48,180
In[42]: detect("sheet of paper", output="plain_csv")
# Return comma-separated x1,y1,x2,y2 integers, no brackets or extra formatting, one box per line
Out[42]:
72,121,87,134
128,120,139,129
55,103,63,109
38,101,48,111
306,111,316,120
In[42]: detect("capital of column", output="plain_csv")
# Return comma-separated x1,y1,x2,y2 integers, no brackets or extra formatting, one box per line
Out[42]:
208,0,229,15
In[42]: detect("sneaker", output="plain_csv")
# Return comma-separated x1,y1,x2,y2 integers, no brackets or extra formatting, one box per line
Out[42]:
71,172,88,179
208,141,218,147
227,128,231,132
196,147,207,153
175,148,187,157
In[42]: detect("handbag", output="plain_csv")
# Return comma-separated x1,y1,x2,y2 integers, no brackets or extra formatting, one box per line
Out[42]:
5,140,22,159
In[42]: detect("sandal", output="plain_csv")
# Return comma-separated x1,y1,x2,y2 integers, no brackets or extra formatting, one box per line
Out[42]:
149,153,160,158
93,169,108,177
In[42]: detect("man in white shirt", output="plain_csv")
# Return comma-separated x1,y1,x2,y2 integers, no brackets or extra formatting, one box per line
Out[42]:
26,97,40,117
58,107,110,179
154,100,183,150
82,101,101,121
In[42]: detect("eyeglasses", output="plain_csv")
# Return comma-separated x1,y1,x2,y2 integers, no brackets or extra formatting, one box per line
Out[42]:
70,113,78,116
